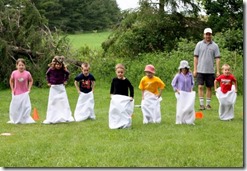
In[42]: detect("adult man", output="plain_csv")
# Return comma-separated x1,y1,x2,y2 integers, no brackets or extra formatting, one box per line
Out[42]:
193,28,220,110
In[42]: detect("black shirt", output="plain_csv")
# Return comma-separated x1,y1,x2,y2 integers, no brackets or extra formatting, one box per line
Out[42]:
74,73,95,93
110,77,134,98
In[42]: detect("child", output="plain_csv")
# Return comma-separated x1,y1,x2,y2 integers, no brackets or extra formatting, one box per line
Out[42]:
139,64,165,124
109,63,134,129
214,64,237,121
171,60,195,125
8,58,36,124
74,62,96,121
43,56,74,124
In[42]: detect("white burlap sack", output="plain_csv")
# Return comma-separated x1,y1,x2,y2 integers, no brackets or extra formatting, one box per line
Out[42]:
8,92,35,124
43,84,74,124
109,95,134,129
74,91,95,122
141,91,162,124
216,85,237,120
175,91,196,124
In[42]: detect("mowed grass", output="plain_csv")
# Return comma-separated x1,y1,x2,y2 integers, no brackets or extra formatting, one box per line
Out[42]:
0,82,244,167
67,32,111,50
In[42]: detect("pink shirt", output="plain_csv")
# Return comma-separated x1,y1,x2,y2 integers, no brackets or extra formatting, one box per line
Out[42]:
11,70,32,95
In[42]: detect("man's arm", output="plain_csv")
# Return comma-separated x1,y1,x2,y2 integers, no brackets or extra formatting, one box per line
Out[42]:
193,56,198,77
216,57,220,77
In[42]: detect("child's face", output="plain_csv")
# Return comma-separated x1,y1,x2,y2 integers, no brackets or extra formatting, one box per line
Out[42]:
81,66,89,76
222,66,231,76
145,71,154,78
181,68,188,74
55,63,62,70
16,62,25,72
116,68,124,79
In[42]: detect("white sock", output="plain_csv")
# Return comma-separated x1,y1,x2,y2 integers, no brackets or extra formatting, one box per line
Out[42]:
199,98,204,106
206,99,211,106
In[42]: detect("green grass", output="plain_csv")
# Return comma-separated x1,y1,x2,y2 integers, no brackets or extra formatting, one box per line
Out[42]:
0,82,244,167
67,32,111,50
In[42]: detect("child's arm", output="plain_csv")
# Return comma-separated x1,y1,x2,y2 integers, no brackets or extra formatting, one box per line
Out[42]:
46,68,51,86
28,76,33,92
214,79,218,92
171,74,179,93
74,81,80,94
234,80,237,93
9,77,14,94
128,80,134,100
91,81,95,93
142,90,144,100
158,89,163,98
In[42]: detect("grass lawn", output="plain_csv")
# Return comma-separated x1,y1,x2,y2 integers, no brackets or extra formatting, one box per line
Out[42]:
0,82,244,167
67,32,111,50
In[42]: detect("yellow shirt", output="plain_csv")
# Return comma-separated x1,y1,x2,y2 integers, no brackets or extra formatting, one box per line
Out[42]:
138,76,165,95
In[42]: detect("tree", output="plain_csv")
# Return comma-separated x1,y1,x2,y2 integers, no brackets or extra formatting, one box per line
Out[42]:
202,0,243,32
0,0,71,88
33,0,121,33
201,0,243,53
102,0,205,57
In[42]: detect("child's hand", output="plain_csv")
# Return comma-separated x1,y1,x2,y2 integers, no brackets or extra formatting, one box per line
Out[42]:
130,97,133,101
63,81,67,85
47,83,51,87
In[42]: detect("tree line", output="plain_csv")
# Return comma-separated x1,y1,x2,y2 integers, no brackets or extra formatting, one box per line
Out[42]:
31,0,121,33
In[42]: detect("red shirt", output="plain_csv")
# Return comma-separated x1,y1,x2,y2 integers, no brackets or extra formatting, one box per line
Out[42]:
216,74,236,94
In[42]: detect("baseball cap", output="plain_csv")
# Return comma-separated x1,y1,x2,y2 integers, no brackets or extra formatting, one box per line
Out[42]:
204,28,212,34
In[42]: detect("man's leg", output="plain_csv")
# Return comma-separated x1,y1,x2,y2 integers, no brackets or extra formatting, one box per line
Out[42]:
197,73,205,110
198,85,205,110
205,74,215,109
206,87,212,109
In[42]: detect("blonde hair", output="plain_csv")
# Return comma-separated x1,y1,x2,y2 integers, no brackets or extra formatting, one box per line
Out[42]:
81,62,90,68
221,64,230,70
115,63,125,70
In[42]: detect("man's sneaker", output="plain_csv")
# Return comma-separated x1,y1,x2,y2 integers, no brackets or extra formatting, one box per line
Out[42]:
200,105,205,110
206,105,212,110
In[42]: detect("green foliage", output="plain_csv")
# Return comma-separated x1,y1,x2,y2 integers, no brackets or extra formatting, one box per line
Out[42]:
102,4,206,58
0,0,73,88
213,28,243,55
202,0,243,32
33,0,121,33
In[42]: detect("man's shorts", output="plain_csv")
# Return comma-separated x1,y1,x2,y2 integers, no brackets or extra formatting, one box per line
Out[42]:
196,73,215,87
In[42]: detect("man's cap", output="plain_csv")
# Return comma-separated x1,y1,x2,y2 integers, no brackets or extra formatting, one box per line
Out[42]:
204,28,212,34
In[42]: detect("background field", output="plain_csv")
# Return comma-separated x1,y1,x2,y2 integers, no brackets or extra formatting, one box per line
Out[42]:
0,83,244,167
68,32,111,50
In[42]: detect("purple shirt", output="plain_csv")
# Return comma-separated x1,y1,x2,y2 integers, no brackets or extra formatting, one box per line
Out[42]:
46,68,69,85
171,72,194,92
